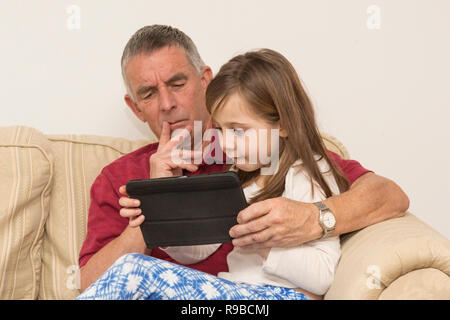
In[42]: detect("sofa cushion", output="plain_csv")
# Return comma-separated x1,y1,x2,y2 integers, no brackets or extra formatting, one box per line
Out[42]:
38,134,152,299
0,126,53,299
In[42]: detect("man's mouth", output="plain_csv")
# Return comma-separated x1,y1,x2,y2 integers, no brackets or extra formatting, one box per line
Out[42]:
168,119,189,130
169,119,186,124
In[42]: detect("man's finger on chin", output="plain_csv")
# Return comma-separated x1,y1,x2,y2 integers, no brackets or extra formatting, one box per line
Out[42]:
159,121,171,145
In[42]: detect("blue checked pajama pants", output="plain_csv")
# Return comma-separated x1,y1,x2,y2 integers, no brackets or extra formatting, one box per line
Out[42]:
76,253,308,300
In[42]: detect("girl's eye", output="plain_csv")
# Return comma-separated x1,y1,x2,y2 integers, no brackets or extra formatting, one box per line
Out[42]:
233,128,245,136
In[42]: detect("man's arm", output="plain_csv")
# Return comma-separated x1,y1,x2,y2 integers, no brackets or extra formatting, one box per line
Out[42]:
229,172,410,248
78,171,149,293
324,172,409,238
79,226,147,292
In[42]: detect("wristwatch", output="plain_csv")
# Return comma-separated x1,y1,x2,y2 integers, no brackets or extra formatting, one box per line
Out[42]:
313,201,336,239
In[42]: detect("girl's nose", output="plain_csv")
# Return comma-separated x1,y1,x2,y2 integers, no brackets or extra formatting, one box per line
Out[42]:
221,129,237,157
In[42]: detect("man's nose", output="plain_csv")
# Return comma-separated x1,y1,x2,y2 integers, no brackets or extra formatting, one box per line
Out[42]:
159,86,176,112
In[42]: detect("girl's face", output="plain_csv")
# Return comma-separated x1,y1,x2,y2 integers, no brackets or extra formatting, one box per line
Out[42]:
212,93,287,173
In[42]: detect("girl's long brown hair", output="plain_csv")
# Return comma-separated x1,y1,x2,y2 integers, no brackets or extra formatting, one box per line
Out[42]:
206,49,350,204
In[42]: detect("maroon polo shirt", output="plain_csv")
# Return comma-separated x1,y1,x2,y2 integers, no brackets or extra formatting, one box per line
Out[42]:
78,141,371,275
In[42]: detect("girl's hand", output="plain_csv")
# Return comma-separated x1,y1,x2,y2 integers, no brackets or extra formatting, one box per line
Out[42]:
118,185,145,227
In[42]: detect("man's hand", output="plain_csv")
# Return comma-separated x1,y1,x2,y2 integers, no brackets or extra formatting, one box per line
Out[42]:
118,185,152,255
80,185,149,292
149,121,200,179
229,173,410,250
229,197,322,249
119,185,145,227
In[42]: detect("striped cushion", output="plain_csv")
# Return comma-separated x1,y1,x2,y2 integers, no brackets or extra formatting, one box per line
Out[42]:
0,126,53,299
38,134,151,299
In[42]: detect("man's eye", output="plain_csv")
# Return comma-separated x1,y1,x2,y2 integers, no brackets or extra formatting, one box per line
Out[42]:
173,82,185,88
144,92,154,99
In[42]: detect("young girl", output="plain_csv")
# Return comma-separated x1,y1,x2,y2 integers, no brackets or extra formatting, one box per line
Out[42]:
77,49,349,300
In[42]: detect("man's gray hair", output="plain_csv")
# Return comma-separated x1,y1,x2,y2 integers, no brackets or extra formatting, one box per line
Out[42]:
121,25,205,98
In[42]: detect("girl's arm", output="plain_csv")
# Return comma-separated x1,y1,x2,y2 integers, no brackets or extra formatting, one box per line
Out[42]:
262,236,341,295
262,157,342,295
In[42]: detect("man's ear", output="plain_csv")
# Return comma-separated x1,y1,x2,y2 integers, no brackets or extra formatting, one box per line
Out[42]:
200,66,213,91
124,94,146,123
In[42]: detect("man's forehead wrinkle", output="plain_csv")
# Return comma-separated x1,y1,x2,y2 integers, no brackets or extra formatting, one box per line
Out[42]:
139,71,159,88
126,62,156,94
126,48,195,96
139,60,189,85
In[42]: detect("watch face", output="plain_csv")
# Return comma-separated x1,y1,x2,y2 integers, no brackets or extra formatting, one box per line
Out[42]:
323,212,336,229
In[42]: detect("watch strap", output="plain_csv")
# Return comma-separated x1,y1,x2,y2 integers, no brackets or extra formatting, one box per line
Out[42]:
313,201,328,212
313,201,335,239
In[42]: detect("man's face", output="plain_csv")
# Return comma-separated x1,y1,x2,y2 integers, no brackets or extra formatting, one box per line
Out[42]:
124,46,212,139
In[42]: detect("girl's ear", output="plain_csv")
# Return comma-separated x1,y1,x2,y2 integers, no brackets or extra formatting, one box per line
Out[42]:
277,121,288,138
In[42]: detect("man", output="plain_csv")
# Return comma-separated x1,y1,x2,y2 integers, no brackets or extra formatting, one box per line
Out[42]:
78,25,409,292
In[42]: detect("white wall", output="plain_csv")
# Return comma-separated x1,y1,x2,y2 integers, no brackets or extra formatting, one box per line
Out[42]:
1,0,449,239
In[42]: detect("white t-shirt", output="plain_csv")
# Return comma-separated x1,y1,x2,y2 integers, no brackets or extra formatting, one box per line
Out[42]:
162,155,341,296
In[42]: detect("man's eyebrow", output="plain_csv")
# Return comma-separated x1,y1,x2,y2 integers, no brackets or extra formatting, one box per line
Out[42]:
136,73,188,97
166,73,188,84
137,85,156,97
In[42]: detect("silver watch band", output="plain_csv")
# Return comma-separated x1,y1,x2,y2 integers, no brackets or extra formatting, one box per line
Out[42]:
314,201,328,212
313,201,335,239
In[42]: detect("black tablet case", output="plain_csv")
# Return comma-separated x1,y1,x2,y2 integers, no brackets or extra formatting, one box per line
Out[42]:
126,171,248,248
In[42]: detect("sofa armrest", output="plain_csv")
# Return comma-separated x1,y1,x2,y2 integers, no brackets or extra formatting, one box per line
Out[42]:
325,212,450,299
378,268,450,299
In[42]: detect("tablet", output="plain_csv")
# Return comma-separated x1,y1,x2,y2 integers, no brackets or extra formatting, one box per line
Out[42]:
126,171,248,248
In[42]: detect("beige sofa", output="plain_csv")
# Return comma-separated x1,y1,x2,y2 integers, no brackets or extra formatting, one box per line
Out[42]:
1,125,449,300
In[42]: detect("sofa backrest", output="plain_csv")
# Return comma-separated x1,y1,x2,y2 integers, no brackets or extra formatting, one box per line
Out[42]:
0,126,53,299
39,133,151,299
